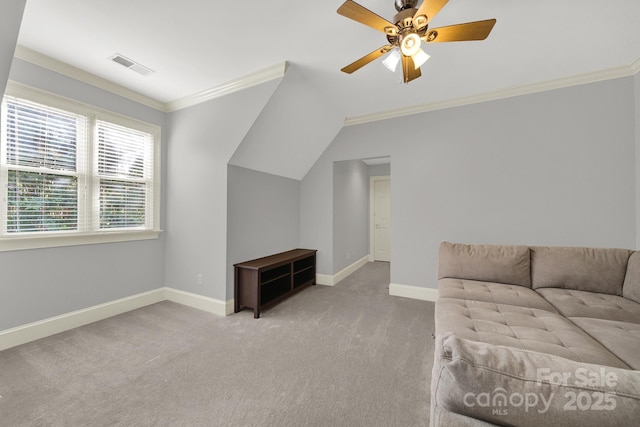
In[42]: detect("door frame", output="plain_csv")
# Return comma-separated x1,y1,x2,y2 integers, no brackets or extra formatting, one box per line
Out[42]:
369,175,391,262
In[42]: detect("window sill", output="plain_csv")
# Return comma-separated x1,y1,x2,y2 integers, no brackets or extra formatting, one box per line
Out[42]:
0,230,162,252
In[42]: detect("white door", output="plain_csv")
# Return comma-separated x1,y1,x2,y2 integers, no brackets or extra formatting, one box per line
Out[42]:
373,178,391,262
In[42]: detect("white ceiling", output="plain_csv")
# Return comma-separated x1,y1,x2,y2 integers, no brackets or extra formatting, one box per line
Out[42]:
16,0,640,120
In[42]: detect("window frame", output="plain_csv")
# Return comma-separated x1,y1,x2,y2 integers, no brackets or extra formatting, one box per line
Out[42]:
0,81,161,251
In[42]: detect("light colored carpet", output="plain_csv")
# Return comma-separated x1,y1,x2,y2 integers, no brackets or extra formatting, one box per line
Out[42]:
0,262,435,426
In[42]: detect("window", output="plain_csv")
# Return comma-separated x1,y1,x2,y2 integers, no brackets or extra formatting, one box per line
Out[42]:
0,82,161,250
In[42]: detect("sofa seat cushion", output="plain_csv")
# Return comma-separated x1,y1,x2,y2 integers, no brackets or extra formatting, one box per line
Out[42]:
432,333,640,427
569,317,640,370
439,278,558,312
435,298,628,367
536,288,640,324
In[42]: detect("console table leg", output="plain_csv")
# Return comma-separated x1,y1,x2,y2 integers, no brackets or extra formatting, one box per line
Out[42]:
234,266,240,313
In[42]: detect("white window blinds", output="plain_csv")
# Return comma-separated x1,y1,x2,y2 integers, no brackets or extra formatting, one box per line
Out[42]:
96,120,154,230
1,86,160,246
1,97,86,234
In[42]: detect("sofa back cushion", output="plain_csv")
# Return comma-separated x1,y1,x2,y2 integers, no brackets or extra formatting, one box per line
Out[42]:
438,241,531,287
531,246,632,295
623,251,640,304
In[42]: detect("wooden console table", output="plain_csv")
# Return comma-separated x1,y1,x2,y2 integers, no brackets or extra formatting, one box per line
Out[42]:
234,249,317,318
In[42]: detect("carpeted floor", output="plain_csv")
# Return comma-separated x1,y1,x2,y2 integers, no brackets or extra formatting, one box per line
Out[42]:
0,262,435,426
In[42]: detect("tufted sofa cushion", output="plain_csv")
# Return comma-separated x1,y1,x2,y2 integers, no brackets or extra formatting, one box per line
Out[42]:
438,242,531,287
438,278,558,312
569,317,640,370
435,298,629,367
530,246,632,294
535,288,640,324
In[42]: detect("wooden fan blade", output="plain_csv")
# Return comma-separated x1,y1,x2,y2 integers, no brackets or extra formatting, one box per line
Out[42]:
413,0,449,29
423,19,496,43
402,55,422,83
341,45,394,74
337,0,398,36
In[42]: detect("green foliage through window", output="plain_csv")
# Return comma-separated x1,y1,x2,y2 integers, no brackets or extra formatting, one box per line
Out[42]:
7,171,78,233
100,180,145,229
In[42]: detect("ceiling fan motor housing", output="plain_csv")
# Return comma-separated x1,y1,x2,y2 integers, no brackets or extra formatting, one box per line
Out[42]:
388,6,425,46
394,0,418,12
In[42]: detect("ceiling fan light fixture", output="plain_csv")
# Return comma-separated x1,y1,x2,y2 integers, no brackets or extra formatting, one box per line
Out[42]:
412,48,430,69
336,0,497,83
400,32,421,57
382,49,401,72
413,15,428,30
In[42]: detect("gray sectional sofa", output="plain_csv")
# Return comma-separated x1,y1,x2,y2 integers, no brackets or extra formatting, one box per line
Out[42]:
430,242,640,427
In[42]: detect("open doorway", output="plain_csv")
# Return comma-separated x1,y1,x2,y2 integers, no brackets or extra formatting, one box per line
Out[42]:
331,157,390,286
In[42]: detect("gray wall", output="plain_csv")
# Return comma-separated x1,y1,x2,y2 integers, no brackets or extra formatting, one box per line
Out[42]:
164,79,281,301
368,163,390,177
333,160,370,273
0,0,25,96
301,77,636,288
226,165,300,296
0,59,167,330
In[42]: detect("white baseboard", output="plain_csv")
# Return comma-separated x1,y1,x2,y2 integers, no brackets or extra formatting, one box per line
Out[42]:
315,274,333,286
0,288,165,351
0,287,234,352
163,287,233,317
0,279,433,352
389,283,438,302
316,255,369,286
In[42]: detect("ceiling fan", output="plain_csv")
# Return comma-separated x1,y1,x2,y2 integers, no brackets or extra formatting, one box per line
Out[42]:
337,0,496,83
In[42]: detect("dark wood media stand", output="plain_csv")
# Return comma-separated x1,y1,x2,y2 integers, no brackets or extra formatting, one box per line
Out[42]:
234,249,317,318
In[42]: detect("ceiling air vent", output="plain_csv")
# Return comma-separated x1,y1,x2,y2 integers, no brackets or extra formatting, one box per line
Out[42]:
110,53,154,76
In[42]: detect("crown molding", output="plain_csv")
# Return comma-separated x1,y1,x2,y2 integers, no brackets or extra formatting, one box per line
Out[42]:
13,45,638,122
345,61,640,126
630,57,640,75
164,62,288,112
13,45,166,111
13,46,288,113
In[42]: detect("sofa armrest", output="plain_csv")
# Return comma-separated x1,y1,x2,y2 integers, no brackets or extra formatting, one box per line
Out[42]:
432,333,640,427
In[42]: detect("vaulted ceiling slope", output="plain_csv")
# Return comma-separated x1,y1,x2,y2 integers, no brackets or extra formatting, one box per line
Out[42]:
16,1,640,121
229,64,345,180
0,0,26,95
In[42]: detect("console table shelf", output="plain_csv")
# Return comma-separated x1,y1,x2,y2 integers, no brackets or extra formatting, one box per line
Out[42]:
234,249,317,318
